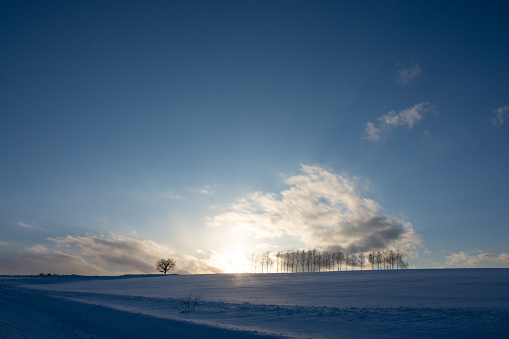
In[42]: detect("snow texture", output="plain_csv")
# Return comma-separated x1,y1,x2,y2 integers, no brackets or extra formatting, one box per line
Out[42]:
1,269,508,338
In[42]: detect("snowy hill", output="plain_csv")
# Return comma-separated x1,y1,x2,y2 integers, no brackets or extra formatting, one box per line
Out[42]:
1,269,508,338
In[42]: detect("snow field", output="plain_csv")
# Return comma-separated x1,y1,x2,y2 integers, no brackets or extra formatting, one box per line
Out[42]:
1,268,508,338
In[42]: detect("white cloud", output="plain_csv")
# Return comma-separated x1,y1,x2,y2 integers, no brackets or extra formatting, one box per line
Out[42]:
164,189,183,199
446,251,509,267
173,252,224,274
364,122,382,143
17,221,40,230
26,245,50,254
498,253,509,263
364,102,433,142
209,165,421,257
197,185,214,195
491,105,509,127
396,60,422,84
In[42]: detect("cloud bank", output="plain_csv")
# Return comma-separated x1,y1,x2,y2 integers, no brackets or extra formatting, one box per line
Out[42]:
0,234,223,275
364,102,432,142
447,251,509,267
209,165,420,256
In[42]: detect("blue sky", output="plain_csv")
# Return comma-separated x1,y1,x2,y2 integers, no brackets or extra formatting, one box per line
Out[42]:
1,1,508,274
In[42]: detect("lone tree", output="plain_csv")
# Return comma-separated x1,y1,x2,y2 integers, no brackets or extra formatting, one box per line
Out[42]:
156,258,176,274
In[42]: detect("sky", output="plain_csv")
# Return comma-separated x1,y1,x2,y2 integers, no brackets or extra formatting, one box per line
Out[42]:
1,0,508,275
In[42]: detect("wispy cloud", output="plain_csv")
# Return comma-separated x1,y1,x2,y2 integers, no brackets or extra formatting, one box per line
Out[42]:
396,59,422,84
196,185,214,195
446,251,509,267
163,189,183,199
364,102,433,142
364,122,382,143
209,165,421,256
491,105,509,127
16,221,41,230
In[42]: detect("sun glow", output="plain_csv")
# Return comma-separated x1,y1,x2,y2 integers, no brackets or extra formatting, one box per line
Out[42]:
213,228,251,273
215,248,246,274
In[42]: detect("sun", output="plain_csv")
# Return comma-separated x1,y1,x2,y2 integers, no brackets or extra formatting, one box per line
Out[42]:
201,222,255,273
215,247,245,273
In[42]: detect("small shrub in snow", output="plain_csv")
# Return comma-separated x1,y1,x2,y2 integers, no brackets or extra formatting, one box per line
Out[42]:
180,291,200,312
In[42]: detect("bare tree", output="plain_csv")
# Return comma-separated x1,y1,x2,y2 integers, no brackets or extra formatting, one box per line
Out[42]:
375,251,383,270
358,253,365,270
248,252,258,273
156,258,176,274
337,252,345,271
316,251,323,272
276,252,281,273
348,254,358,271
263,251,273,273
291,251,298,272
300,250,307,272
396,250,409,269
306,250,313,272
292,251,298,272
385,250,394,269
312,249,318,272
323,252,331,271
368,252,375,270
284,251,290,273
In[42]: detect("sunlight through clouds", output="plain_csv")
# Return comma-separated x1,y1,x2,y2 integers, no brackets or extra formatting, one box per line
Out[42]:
49,234,174,274
2,234,224,275
209,165,421,257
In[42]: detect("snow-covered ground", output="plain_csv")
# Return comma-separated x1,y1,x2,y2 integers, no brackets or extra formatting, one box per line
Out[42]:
1,269,508,338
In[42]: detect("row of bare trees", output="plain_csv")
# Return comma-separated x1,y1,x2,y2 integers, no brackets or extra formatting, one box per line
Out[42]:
368,250,409,270
242,249,408,273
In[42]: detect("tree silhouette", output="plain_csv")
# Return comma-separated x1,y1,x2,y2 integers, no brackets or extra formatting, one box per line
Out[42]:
156,258,176,274
239,248,409,274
